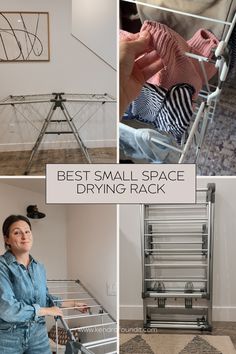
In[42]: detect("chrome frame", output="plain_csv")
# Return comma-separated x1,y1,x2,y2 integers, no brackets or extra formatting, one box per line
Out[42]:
140,184,215,330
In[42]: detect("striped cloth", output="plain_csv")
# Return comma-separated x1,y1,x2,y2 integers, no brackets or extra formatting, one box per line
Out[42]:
124,83,195,144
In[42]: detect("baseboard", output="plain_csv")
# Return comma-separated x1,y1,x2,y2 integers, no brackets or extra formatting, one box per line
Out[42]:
0,139,116,152
120,305,236,322
213,307,236,321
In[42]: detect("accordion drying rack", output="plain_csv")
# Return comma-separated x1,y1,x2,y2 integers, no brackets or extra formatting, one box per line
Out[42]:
47,279,117,354
140,184,215,330
0,92,115,174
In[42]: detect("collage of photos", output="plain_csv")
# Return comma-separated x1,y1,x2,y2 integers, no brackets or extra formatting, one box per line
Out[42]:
0,0,236,354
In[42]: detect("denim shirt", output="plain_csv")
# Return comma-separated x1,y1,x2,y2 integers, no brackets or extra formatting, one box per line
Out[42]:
0,251,57,328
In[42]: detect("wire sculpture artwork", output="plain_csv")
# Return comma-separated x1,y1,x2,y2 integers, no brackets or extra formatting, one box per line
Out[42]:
0,12,50,62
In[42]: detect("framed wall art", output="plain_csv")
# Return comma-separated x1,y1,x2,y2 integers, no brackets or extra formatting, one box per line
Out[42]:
0,12,50,62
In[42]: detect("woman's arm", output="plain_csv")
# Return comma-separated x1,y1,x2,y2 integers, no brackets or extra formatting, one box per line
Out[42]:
0,264,63,322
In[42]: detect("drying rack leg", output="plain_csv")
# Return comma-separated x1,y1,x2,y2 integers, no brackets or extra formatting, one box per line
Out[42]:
61,102,92,163
24,103,55,175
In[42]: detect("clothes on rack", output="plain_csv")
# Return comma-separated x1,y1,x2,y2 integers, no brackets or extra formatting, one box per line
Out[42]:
140,21,219,97
124,83,194,143
120,23,218,98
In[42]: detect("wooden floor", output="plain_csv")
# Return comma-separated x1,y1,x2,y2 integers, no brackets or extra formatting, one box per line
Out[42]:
0,147,117,176
120,320,236,348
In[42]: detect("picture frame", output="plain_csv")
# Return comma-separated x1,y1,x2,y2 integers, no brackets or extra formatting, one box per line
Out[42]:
0,11,50,62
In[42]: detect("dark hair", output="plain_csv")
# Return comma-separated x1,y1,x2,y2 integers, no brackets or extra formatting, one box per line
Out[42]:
2,215,32,250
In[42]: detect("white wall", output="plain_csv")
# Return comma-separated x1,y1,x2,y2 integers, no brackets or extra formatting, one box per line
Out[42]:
120,177,236,321
0,179,68,278
66,204,117,319
72,0,117,69
0,0,116,151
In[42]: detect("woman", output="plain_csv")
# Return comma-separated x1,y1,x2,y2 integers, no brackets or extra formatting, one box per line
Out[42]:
0,215,88,354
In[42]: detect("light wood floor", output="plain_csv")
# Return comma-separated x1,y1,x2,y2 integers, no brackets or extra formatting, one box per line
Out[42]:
120,320,236,348
0,147,116,176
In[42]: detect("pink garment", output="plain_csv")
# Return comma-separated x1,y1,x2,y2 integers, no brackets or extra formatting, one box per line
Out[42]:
187,28,219,87
140,21,219,97
120,22,219,98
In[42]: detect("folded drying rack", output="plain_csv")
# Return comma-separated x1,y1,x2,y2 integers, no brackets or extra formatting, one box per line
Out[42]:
121,0,236,164
140,184,215,330
0,92,115,174
47,279,117,354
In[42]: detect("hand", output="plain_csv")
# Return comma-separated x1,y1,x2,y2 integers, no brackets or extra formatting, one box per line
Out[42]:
74,302,90,313
119,30,163,117
38,306,63,317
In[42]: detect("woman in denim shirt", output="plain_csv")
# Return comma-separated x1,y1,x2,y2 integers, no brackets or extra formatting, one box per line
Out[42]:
0,215,88,354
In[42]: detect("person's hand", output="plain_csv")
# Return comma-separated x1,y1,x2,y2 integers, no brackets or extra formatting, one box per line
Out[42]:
74,302,90,313
119,30,163,117
38,306,63,317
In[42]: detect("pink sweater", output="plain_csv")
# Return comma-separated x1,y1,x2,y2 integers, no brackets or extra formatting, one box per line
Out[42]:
120,22,219,98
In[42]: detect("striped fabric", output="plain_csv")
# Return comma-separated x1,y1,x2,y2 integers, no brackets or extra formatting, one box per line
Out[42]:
124,83,194,144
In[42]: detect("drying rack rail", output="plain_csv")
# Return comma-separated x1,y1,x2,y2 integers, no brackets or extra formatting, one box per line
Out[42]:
140,184,215,330
121,0,236,164
0,92,116,174
47,279,117,354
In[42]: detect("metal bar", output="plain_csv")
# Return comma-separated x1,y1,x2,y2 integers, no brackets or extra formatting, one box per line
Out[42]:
123,0,231,24
66,98,115,103
84,338,117,348
150,137,184,154
53,297,95,302
179,101,206,163
86,340,117,350
149,241,204,244
145,292,204,298
48,285,82,289
55,318,59,354
145,249,208,252
61,102,91,163
146,278,207,282
145,219,207,223
73,281,116,323
145,233,207,236
48,280,79,283
24,103,55,175
70,322,115,331
147,322,208,329
208,199,214,328
147,305,208,309
185,52,213,63
150,256,207,260
63,313,109,320
62,305,102,310
0,99,52,105
140,205,147,326
50,291,88,295
147,204,207,209
144,263,207,268
44,131,73,134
